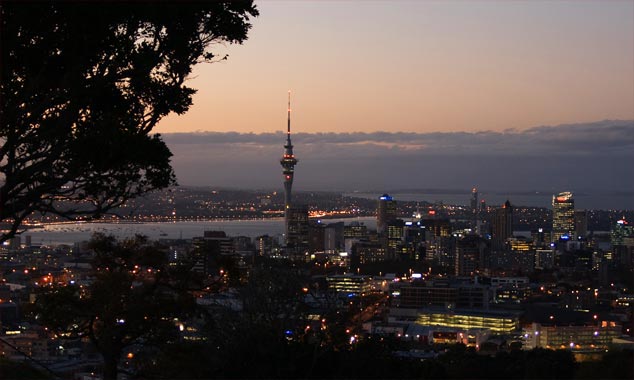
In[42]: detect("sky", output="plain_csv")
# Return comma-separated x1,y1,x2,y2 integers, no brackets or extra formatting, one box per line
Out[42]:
156,0,634,134
154,1,634,206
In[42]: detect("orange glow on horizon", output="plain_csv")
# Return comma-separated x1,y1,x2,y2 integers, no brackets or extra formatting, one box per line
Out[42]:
155,2,633,135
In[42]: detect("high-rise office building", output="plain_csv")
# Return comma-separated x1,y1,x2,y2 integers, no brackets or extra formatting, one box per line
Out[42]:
552,192,575,241
611,218,634,246
377,194,397,234
344,222,368,239
455,235,486,276
191,231,234,275
611,218,634,268
324,222,345,253
574,210,588,239
491,200,513,251
470,187,479,229
470,187,478,212
280,91,298,244
256,235,275,257
286,205,310,256
386,218,405,258
308,221,326,253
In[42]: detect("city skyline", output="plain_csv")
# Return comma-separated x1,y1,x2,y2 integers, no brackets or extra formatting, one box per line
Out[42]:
156,0,634,135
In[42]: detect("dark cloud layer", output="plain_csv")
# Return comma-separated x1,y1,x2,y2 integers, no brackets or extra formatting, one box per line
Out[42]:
161,120,634,193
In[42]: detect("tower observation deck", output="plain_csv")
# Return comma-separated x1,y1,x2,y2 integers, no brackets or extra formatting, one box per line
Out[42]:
280,91,298,218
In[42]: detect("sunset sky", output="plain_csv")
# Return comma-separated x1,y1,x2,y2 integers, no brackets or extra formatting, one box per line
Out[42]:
156,0,634,134
154,1,633,205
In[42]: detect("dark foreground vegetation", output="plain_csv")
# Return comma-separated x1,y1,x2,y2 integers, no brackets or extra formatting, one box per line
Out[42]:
2,344,632,379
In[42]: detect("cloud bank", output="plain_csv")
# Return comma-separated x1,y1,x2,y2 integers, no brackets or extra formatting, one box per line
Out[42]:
161,120,634,193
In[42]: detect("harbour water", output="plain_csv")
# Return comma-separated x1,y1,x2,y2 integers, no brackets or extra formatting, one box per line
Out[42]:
18,190,634,246
22,217,378,246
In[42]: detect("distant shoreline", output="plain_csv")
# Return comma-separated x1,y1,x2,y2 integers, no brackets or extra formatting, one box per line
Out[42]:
23,214,375,230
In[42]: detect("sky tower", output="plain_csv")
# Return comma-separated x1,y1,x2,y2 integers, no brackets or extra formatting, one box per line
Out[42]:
280,91,298,219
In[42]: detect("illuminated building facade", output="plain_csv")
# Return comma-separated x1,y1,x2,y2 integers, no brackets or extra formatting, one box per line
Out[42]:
351,241,386,265
344,222,368,239
535,249,555,269
280,91,298,242
386,219,405,258
377,194,397,234
414,309,520,334
510,238,534,273
611,218,633,246
552,191,575,241
523,321,621,351
611,218,634,269
326,274,373,295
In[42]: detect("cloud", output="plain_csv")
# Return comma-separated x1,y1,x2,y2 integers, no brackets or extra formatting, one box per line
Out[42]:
162,119,634,156
160,120,634,192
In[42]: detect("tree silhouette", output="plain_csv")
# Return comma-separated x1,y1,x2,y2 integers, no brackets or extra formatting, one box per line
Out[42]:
0,2,258,240
36,234,198,380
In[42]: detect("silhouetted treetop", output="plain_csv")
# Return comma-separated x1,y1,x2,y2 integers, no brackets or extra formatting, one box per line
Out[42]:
0,1,258,240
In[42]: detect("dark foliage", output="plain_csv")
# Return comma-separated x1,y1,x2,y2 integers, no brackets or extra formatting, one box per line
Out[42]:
35,234,198,380
576,349,634,379
0,1,258,240
0,357,53,379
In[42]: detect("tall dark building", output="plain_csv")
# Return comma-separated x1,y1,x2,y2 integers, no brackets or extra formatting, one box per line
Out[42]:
280,91,298,242
470,187,478,212
491,200,513,251
470,187,479,229
324,222,345,253
191,231,234,275
377,194,397,234
256,235,275,257
552,191,574,241
286,205,310,257
455,235,487,277
574,210,588,239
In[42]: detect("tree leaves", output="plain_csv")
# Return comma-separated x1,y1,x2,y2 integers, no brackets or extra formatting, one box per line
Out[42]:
0,2,258,240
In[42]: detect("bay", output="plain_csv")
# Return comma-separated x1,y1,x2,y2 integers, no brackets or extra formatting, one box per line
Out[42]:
22,217,378,246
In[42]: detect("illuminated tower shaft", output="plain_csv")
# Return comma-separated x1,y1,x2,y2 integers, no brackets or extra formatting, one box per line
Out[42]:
280,91,298,220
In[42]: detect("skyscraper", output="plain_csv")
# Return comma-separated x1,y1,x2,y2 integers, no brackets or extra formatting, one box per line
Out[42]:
280,91,298,239
491,200,513,251
286,205,310,258
574,210,588,239
455,235,486,276
552,191,575,241
470,187,479,229
377,194,397,234
470,187,478,212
